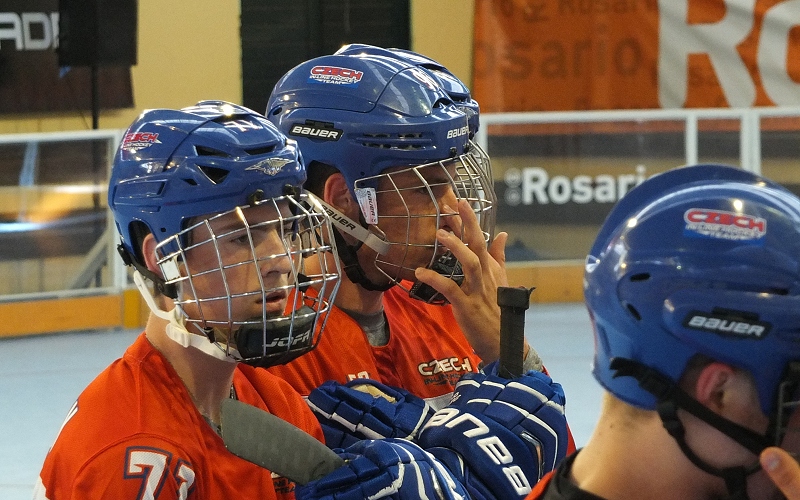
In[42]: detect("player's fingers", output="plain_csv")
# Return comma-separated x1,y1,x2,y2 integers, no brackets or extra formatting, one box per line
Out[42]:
440,203,464,240
457,199,488,254
761,447,800,499
450,232,484,294
414,266,461,303
434,228,481,291
488,231,508,270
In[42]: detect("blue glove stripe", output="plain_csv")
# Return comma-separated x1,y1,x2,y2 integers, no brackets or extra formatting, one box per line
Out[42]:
393,442,467,500
296,439,469,500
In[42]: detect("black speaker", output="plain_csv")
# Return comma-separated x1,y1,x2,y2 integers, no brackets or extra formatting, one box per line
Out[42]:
58,0,138,67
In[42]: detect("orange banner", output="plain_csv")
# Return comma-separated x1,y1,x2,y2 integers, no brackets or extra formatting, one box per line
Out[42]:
473,0,800,112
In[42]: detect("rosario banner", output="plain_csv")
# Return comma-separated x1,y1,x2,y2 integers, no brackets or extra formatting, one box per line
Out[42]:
473,0,800,111
0,0,133,113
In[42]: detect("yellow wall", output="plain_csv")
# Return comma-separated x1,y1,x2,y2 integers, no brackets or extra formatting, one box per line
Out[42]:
0,1,475,134
411,0,475,87
0,2,242,133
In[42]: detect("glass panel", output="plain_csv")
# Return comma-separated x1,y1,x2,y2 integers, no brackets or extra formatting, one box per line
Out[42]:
0,135,117,296
489,120,686,261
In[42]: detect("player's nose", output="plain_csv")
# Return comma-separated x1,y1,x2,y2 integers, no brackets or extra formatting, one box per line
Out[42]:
256,230,294,278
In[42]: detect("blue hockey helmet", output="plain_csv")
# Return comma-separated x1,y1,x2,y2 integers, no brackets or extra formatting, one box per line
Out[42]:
266,50,477,195
333,44,480,139
108,100,340,368
585,163,800,418
110,100,307,266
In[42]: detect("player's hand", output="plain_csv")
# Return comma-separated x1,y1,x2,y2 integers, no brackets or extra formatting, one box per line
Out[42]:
417,369,569,499
294,438,469,500
307,379,435,449
761,447,800,499
415,199,509,362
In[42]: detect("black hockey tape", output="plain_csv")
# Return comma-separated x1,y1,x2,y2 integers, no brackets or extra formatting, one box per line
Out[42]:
220,398,345,485
497,286,534,378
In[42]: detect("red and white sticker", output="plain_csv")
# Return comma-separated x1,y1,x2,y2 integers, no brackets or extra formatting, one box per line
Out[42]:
684,208,766,241
309,66,364,86
122,132,160,150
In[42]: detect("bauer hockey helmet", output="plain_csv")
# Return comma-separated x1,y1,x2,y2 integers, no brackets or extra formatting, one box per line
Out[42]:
334,44,481,141
586,164,800,454
266,50,495,301
109,100,340,367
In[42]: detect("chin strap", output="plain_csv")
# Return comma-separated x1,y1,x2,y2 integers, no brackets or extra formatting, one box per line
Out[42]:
133,271,236,363
610,357,769,500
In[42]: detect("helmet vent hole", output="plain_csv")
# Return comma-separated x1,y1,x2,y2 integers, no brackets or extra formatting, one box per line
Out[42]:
198,165,230,184
360,133,424,150
195,145,230,157
624,302,642,321
245,145,276,156
629,273,651,282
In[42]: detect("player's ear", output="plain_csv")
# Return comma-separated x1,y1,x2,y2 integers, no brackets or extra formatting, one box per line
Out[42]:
693,362,737,412
141,233,164,278
323,172,358,218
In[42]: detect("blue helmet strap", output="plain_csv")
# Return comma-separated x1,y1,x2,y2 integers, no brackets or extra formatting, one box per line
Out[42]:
611,357,769,499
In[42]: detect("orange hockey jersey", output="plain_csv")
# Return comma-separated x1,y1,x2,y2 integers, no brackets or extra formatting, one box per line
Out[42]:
34,333,323,500
268,284,482,406
269,285,578,458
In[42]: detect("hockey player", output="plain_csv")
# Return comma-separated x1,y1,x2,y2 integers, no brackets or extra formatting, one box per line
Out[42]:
33,101,341,499
527,164,800,500
265,45,547,406
32,100,571,500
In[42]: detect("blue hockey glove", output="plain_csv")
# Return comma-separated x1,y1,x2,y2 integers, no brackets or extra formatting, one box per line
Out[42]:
295,438,469,500
307,379,435,449
417,368,569,499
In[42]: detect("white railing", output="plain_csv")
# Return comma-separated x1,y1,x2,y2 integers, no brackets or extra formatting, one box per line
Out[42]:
5,107,800,300
476,107,800,175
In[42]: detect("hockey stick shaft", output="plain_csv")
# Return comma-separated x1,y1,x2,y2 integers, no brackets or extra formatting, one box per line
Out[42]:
497,286,534,378
220,398,345,485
